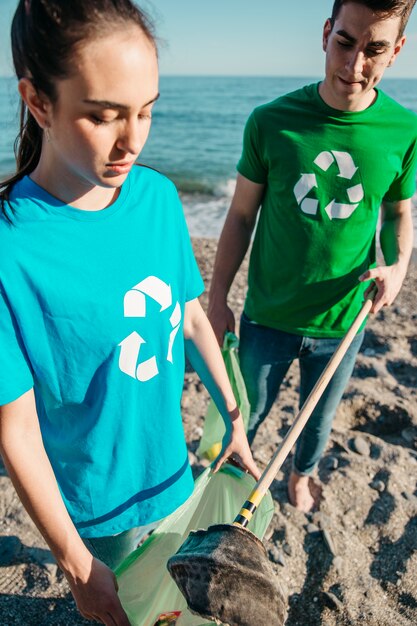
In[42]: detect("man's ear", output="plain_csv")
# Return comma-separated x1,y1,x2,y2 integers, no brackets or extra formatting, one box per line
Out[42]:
388,35,406,67
18,78,52,129
323,18,332,52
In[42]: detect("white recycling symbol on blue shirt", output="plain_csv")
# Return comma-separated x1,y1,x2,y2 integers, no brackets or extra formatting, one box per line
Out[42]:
293,150,364,219
118,276,181,382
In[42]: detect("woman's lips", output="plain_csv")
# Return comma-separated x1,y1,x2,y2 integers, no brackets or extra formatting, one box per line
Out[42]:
106,161,135,174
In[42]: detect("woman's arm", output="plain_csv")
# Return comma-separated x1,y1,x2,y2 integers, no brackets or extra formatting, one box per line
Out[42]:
183,298,260,479
0,389,130,626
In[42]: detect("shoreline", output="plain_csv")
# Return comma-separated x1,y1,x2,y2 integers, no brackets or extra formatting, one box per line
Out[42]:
191,235,417,268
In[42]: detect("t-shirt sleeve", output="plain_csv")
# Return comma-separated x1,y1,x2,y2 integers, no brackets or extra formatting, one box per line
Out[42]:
237,110,268,184
0,287,34,405
173,191,205,302
384,136,417,202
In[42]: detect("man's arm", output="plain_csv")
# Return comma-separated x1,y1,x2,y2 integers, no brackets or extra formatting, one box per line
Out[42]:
359,198,414,313
184,298,260,480
0,390,130,626
208,173,265,344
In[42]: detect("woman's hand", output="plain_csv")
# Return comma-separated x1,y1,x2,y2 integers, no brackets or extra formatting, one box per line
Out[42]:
64,555,130,625
212,410,261,481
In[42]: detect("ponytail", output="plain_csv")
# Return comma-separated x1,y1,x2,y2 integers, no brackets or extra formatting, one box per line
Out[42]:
0,102,43,220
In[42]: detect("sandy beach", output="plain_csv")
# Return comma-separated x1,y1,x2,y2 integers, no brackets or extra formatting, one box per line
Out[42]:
1,237,416,625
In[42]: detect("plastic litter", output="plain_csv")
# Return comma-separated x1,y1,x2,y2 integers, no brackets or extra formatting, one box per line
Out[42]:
197,333,250,461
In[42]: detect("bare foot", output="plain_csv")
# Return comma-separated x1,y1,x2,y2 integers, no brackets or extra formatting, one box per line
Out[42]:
288,471,320,513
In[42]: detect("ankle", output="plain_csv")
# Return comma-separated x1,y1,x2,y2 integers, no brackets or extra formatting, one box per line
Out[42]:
289,470,309,486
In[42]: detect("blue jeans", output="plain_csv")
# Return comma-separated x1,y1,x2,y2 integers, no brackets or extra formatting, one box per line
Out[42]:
239,313,364,475
82,520,161,571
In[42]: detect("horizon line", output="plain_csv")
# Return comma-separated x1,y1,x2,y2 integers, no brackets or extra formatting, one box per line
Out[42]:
1,73,417,80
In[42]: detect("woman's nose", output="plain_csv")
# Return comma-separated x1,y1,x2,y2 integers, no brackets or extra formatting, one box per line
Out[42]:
116,119,148,155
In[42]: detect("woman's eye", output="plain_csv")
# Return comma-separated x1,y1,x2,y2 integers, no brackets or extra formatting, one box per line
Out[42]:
139,112,152,120
90,115,113,125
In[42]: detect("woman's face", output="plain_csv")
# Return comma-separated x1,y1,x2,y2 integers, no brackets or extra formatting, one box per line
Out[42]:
42,26,159,200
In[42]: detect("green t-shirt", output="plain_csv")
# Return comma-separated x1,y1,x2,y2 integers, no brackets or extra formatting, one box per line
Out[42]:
237,83,417,337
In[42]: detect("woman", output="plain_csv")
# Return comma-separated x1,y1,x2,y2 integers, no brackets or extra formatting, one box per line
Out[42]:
0,1,259,623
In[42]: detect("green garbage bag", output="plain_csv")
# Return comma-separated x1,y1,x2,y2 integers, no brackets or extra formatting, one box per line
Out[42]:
116,464,274,626
197,332,250,461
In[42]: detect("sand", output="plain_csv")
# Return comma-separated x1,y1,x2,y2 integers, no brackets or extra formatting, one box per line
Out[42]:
0,238,416,625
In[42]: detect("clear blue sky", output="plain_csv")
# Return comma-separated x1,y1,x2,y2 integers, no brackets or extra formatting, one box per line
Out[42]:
1,0,417,78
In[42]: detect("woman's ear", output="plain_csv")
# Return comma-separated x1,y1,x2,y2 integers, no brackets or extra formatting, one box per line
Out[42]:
18,78,52,129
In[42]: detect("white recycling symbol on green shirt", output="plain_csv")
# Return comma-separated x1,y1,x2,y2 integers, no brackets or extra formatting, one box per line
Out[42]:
118,276,181,382
293,150,364,219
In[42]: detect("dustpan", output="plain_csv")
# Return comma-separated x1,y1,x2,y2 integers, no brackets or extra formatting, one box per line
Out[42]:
115,464,275,626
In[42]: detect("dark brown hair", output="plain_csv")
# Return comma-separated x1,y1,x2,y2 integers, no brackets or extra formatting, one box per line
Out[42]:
330,0,416,36
1,0,156,219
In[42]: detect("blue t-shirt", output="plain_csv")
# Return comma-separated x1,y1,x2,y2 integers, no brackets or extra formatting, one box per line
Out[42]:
0,166,204,537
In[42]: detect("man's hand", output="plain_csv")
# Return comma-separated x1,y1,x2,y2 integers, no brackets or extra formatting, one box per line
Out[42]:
207,298,235,346
65,556,130,625
364,198,414,314
359,262,408,314
212,411,261,481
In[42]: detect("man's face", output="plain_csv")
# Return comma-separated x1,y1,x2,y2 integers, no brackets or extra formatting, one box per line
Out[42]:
320,2,405,111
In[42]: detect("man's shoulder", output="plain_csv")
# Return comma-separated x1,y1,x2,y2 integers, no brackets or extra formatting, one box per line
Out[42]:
377,89,417,129
251,83,316,124
249,85,317,133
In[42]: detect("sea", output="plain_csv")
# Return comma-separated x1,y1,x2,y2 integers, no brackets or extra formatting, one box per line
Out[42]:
1,75,416,240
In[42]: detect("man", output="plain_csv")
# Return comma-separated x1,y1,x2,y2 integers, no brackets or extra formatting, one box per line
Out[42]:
208,0,417,512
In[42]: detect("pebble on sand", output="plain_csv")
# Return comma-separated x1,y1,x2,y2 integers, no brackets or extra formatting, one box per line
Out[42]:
351,435,371,456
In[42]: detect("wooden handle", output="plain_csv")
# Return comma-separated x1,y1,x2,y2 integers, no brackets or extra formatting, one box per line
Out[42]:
234,288,375,528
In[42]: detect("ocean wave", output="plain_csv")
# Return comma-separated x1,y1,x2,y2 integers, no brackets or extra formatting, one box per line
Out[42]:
175,176,236,198
181,194,232,238
183,181,417,240
178,176,236,236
